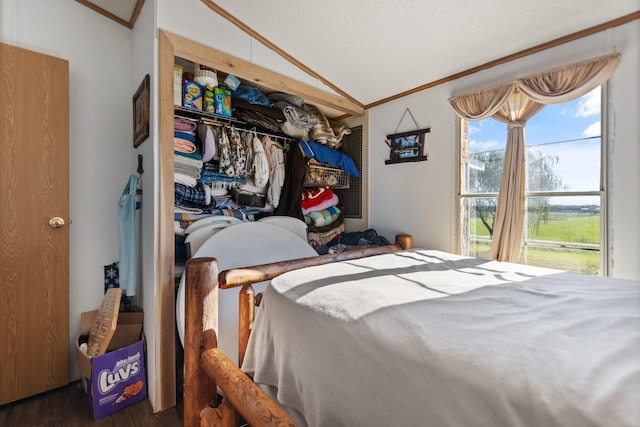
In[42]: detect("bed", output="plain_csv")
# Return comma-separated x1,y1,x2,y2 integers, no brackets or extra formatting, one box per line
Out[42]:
183,244,640,427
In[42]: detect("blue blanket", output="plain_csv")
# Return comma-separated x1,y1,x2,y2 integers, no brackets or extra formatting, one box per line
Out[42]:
300,140,361,178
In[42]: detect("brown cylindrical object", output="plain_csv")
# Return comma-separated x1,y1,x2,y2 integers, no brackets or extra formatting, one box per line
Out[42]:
201,348,296,426
238,284,255,367
395,234,413,249
219,244,402,289
184,257,219,427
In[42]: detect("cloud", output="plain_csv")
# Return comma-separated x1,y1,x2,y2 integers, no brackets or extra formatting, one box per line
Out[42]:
575,87,600,118
582,121,601,138
469,139,503,152
468,124,481,134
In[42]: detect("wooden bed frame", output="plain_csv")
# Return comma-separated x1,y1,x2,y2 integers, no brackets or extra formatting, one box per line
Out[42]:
183,237,411,427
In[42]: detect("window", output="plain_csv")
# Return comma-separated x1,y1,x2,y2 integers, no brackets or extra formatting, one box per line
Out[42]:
459,87,605,275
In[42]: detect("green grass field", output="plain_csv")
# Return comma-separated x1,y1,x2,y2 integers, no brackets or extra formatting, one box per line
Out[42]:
531,212,599,244
469,212,601,274
470,212,599,242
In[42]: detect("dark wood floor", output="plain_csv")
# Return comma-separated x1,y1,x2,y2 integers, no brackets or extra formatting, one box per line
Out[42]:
0,381,183,427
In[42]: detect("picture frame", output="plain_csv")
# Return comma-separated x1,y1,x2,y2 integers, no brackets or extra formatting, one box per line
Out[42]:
132,74,150,148
385,127,430,164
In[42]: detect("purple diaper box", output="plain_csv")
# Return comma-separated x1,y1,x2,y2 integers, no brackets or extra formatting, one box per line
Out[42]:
76,308,146,420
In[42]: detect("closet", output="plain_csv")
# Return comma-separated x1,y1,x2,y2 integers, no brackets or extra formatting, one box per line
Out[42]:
171,93,295,227
156,30,364,410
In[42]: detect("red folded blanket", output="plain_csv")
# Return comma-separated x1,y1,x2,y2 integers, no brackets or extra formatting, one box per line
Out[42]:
301,186,334,209
302,193,339,215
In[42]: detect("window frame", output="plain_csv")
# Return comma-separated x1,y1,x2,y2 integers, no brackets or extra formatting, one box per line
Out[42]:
456,85,609,275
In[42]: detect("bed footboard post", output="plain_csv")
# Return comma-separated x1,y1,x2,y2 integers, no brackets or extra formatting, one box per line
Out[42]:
395,234,413,249
238,284,254,367
184,257,219,427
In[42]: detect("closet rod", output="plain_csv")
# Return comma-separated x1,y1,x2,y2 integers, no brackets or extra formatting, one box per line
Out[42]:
198,116,297,145
173,107,298,148
173,108,297,145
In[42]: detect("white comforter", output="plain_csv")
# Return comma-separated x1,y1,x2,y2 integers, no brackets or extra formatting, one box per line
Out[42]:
241,250,640,427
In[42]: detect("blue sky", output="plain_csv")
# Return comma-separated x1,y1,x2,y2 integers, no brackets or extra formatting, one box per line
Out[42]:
467,87,601,193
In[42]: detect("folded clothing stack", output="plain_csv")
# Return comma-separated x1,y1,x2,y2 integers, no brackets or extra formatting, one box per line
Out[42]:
174,117,202,181
302,186,343,230
268,92,318,140
305,205,341,228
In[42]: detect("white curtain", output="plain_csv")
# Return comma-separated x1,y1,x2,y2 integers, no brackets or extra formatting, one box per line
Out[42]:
449,53,620,262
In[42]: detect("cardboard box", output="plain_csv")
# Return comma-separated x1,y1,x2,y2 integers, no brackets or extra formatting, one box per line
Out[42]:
174,64,183,106
75,307,146,420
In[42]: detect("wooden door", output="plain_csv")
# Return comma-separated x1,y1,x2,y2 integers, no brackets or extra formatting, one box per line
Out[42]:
0,43,69,405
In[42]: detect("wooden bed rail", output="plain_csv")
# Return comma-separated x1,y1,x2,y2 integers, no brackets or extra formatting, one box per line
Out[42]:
184,236,412,427
218,244,402,289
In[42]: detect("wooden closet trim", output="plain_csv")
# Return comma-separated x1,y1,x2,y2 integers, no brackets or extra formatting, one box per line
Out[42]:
162,31,364,117
156,30,177,411
75,0,146,29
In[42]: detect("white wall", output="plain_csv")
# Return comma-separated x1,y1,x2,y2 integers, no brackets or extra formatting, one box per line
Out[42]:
369,21,640,280
369,81,458,252
131,0,158,408
0,0,137,378
606,22,640,280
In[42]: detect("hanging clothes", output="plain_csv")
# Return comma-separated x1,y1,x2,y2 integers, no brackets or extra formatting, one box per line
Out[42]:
251,133,270,187
242,131,255,177
274,142,306,220
118,175,139,297
218,128,235,177
197,123,217,163
261,135,274,173
267,141,285,209
229,127,247,178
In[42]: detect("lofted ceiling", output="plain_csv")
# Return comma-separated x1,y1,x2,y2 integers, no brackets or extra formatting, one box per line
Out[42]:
80,0,639,109
206,0,638,108
76,0,145,29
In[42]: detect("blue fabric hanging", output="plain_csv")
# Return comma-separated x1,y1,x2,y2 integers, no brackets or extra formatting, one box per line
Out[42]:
118,175,139,297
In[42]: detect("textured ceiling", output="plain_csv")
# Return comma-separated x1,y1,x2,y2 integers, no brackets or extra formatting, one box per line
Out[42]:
209,0,638,106
79,0,638,107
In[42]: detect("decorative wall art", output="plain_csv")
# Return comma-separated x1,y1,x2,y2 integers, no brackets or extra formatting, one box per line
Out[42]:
384,108,430,165
132,74,150,148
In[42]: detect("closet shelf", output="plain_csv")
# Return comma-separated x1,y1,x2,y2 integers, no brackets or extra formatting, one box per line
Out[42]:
174,106,244,126
173,106,296,144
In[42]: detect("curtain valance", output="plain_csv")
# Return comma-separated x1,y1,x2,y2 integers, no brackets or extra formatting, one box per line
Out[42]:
448,53,620,114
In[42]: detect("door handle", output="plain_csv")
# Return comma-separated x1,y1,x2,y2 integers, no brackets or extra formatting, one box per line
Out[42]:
49,217,65,228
